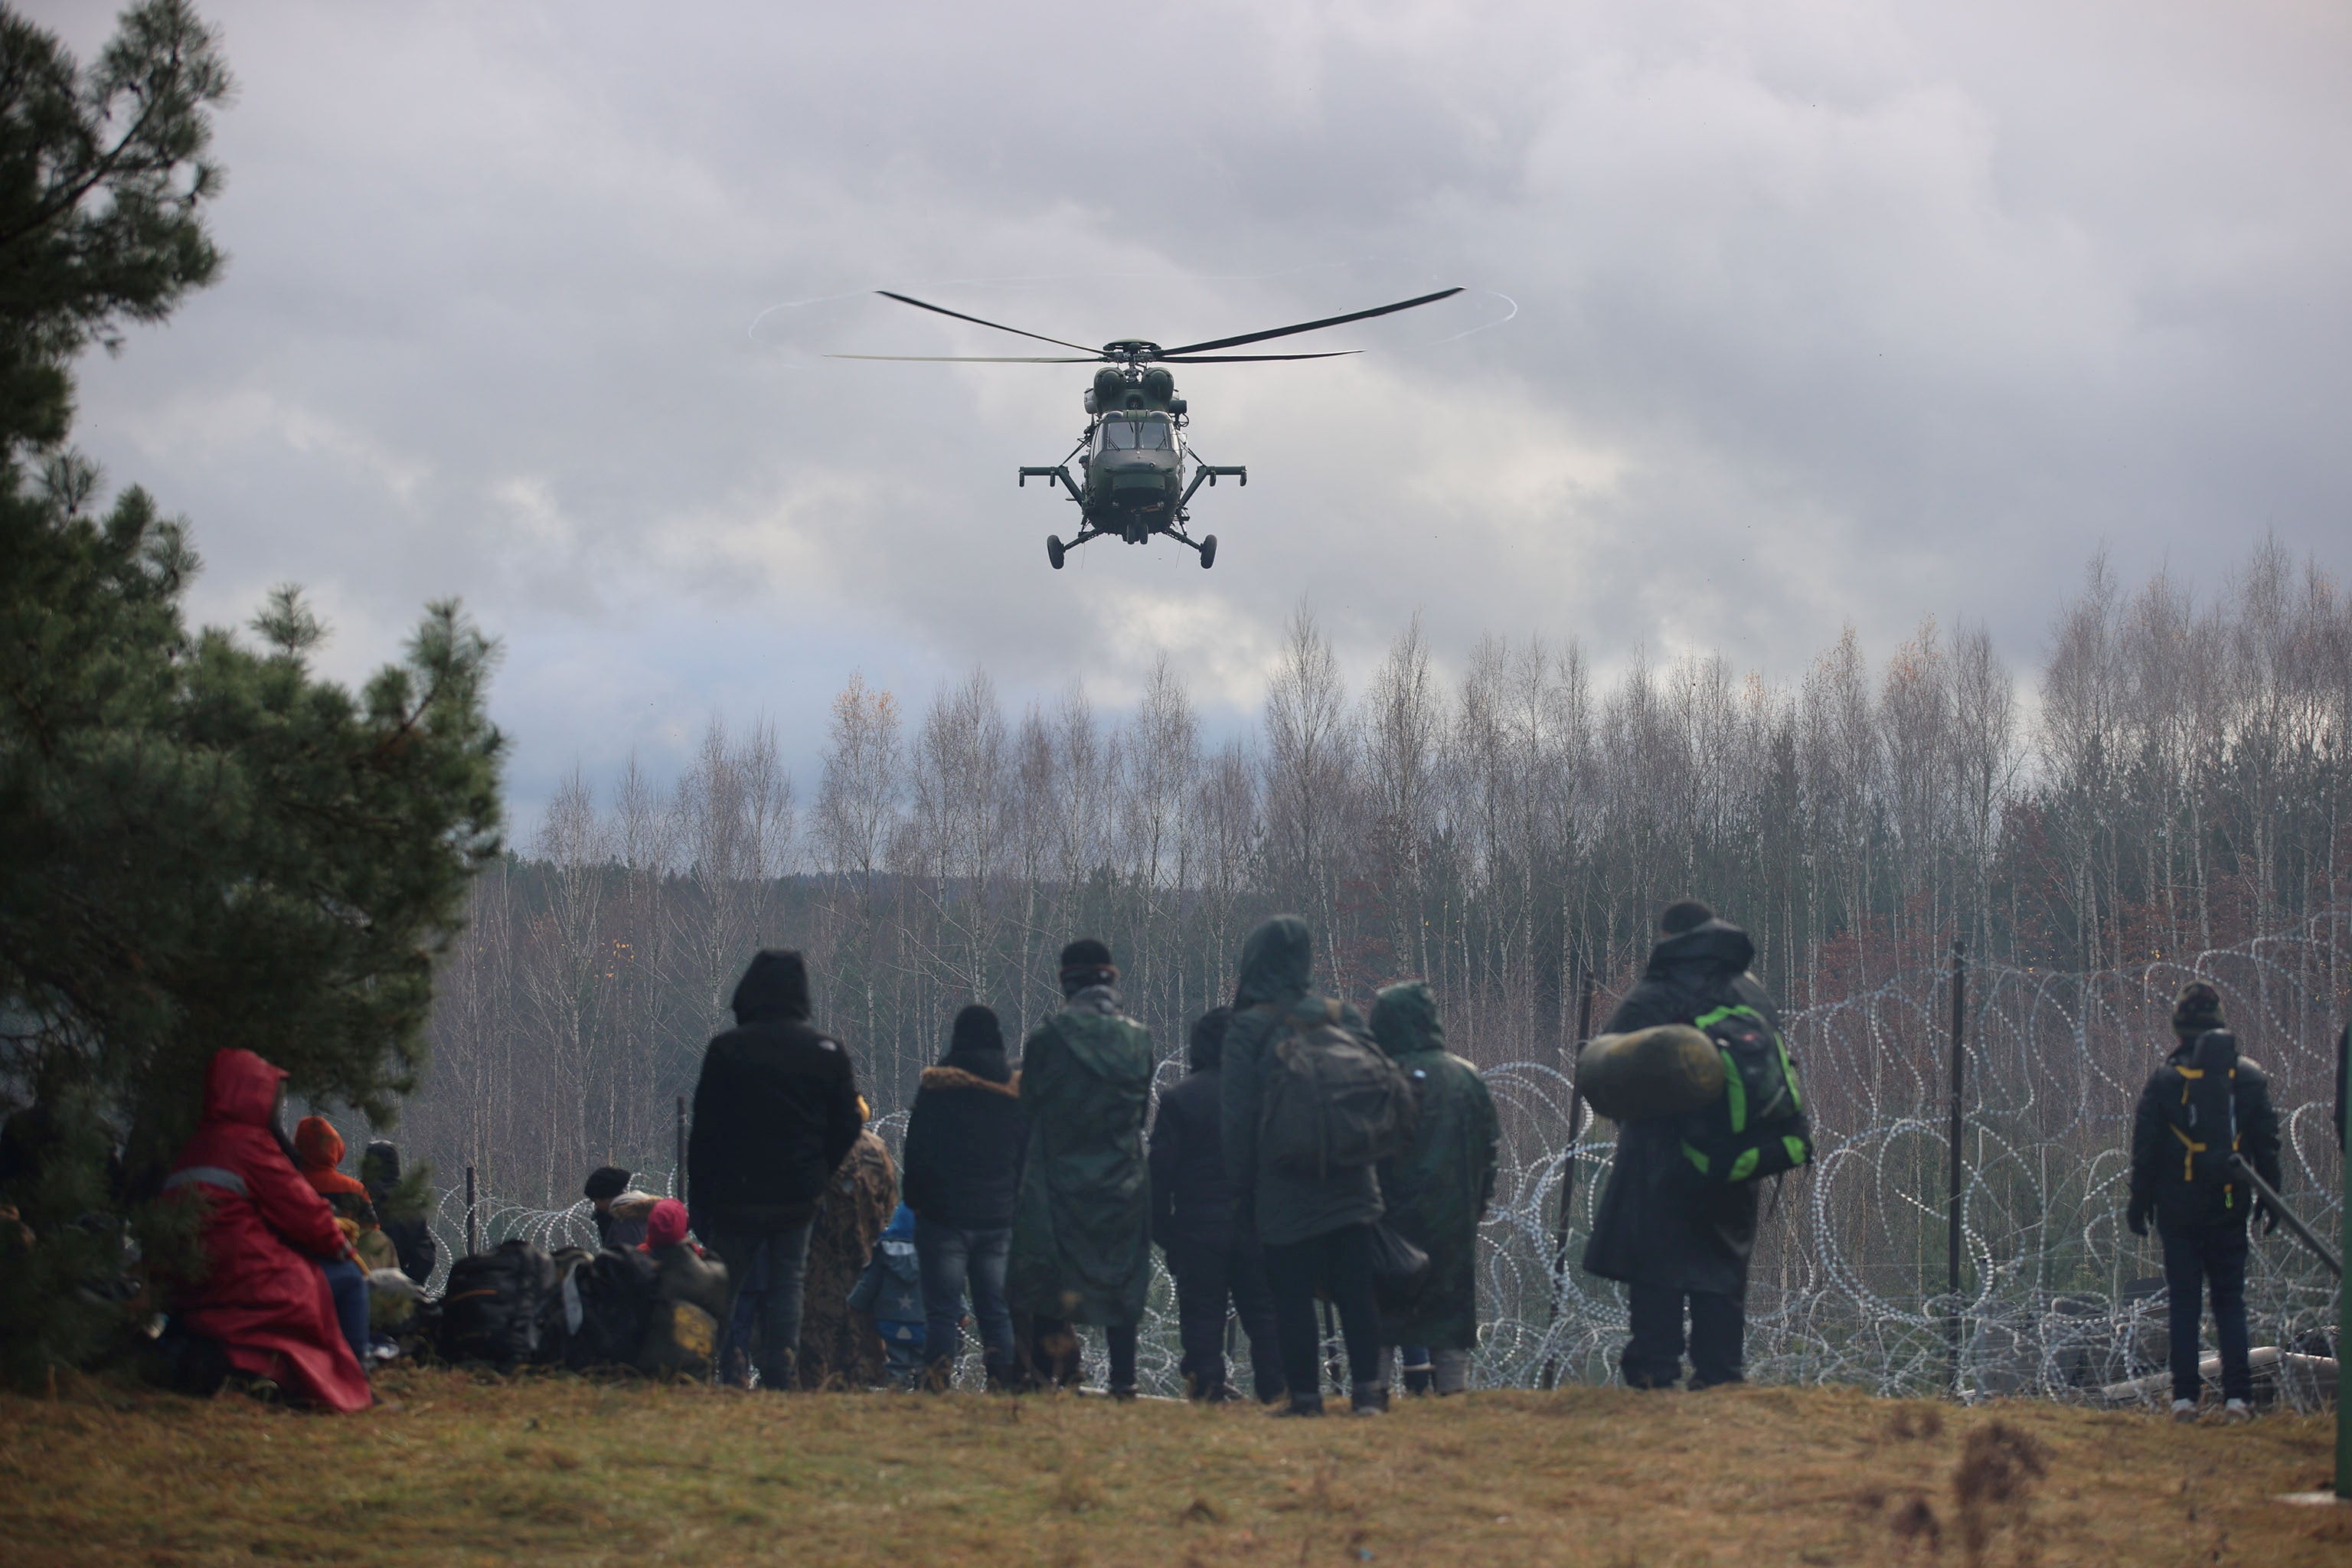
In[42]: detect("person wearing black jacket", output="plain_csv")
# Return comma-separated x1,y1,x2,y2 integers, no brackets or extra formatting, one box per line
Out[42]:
900,1004,1027,1386
688,949,864,1390
1581,900,1785,1390
358,1139,437,1287
1150,1007,1284,1403
2127,982,2282,1422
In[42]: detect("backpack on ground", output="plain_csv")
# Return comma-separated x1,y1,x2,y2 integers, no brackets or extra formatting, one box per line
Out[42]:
2161,1029,2243,1202
560,1246,661,1371
1677,998,1813,1187
1257,998,1419,1178
438,1237,560,1369
637,1299,719,1380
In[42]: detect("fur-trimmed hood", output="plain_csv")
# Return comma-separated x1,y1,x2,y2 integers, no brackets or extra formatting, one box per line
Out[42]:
920,1064,1021,1097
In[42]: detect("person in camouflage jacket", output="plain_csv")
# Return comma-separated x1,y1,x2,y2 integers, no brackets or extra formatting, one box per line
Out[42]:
1370,981,1498,1394
795,1123,898,1389
1008,939,1154,1397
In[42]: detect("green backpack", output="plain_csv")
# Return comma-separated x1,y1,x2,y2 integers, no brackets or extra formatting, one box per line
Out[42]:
1256,998,1420,1179
1677,1001,1813,1186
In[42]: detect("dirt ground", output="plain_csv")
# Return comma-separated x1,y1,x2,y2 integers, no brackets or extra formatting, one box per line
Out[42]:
0,1369,2344,1566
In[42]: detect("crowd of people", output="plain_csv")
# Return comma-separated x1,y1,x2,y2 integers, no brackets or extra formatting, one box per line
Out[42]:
150,903,2346,1420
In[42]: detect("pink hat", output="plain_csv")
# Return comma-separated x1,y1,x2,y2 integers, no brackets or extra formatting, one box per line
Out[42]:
641,1197,690,1251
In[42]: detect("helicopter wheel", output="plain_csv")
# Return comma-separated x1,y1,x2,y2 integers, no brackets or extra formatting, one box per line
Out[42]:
1047,534,1066,570
1198,534,1217,570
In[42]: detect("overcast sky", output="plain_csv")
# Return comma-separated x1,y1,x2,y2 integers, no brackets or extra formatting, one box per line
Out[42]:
41,0,2352,821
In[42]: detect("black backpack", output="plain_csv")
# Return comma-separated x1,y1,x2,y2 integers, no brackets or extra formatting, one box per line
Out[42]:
1677,995,1813,1186
1256,998,1419,1179
560,1246,661,1371
438,1237,560,1369
2161,1030,2243,1194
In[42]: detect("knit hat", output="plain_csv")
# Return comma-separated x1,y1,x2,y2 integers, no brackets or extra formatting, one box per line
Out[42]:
2171,982,2223,1037
1660,900,1716,936
1058,938,1117,991
583,1165,632,1203
641,1197,690,1250
950,1004,1005,1057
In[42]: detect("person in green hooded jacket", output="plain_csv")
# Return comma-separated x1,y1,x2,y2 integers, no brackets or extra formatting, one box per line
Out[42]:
1220,914,1390,1416
1369,981,1498,1396
1007,938,1155,1397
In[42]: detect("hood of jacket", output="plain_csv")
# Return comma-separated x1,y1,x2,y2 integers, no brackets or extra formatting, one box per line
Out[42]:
731,949,812,1024
201,1048,286,1129
1644,918,1756,981
883,1203,916,1242
1370,981,1444,1057
1234,915,1312,1008
294,1115,345,1171
939,1036,1013,1083
921,1063,1021,1097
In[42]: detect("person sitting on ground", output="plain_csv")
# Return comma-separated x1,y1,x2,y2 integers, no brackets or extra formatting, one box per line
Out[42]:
901,1004,1028,1389
633,1197,729,1378
293,1115,396,1282
2128,981,2282,1424
688,949,867,1391
358,1139,438,1286
584,1165,660,1250
1150,1004,1284,1403
1370,980,1498,1397
1219,916,1391,1416
163,1049,373,1412
1009,942,1155,1399
848,1202,929,1389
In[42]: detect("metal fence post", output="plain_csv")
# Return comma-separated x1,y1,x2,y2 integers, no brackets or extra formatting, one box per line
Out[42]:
1540,968,1596,1391
2337,1016,2349,1499
1947,940,1966,1399
675,1093,687,1194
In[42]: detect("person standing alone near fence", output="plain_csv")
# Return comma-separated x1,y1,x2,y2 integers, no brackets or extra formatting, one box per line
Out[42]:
1583,900,1793,1391
2128,981,2282,1423
688,949,866,1391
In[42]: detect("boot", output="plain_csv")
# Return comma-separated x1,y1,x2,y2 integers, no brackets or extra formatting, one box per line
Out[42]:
1275,1391,1325,1417
1402,1366,1434,1397
1108,1383,1138,1402
1351,1380,1390,1416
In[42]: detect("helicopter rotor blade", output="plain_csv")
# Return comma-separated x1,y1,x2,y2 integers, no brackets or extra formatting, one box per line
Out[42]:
1157,286,1465,357
874,291,1102,354
1155,351,1362,363
827,354,1101,362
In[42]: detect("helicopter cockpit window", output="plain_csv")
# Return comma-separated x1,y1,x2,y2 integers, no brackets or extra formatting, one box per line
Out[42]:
1102,416,1173,451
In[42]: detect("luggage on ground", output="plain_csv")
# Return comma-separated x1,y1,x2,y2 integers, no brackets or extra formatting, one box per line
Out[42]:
638,1299,719,1380
560,1246,661,1370
438,1237,560,1368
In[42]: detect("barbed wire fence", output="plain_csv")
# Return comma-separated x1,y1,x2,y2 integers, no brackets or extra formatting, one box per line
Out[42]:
413,911,2346,1405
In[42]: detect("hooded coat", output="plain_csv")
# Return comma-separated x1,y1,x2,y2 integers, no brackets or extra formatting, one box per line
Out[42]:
165,1050,373,1413
1148,1014,1242,1250
848,1204,926,1324
1370,982,1499,1350
1579,918,1779,1297
688,950,865,1230
797,1127,898,1389
1218,916,1385,1247
1008,986,1155,1325
901,1034,1028,1230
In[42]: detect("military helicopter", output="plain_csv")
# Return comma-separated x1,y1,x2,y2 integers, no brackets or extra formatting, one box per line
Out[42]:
833,286,1463,569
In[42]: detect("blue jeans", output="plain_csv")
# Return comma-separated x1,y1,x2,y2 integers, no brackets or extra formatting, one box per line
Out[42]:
707,1220,815,1387
319,1258,369,1364
2161,1221,2251,1402
913,1216,1014,1371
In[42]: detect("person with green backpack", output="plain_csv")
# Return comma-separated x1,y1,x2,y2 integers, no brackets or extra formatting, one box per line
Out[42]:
1220,916,1420,1416
1582,900,1805,1390
2127,981,2282,1423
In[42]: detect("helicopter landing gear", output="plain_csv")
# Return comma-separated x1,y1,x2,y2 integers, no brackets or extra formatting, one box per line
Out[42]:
1199,534,1217,569
1047,534,1067,570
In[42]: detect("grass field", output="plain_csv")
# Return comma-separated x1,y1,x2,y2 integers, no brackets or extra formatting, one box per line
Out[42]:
1,1369,2344,1566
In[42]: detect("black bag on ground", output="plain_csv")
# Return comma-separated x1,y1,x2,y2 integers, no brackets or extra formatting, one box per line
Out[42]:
1258,999,1420,1178
438,1237,559,1369
1367,1218,1431,1314
561,1246,661,1371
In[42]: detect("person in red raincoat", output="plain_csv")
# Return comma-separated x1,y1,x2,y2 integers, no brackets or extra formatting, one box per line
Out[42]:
164,1049,374,1412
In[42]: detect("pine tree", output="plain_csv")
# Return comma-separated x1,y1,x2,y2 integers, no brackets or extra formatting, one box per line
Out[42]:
0,2,505,1384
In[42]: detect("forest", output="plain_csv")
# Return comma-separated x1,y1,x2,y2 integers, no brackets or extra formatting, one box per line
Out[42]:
385,538,2351,1214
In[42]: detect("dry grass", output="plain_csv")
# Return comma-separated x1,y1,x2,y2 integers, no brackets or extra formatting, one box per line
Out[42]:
1,1370,2344,1566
